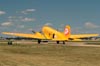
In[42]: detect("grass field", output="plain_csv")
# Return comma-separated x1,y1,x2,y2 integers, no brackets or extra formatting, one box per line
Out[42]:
0,42,100,66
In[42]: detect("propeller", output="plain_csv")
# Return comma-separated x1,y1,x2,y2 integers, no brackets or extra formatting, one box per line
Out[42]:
32,30,42,33
32,30,36,33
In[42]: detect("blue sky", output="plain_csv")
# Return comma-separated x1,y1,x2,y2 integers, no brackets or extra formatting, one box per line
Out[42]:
0,0,100,37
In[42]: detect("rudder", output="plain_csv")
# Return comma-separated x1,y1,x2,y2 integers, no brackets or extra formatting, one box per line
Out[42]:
64,25,71,38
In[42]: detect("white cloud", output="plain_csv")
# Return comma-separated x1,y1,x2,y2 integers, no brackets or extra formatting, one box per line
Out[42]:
85,22,99,28
8,16,35,22
21,9,36,14
0,11,6,15
1,22,13,26
44,23,52,26
26,9,36,12
17,25,25,28
28,28,33,31
21,17,35,22
8,16,17,19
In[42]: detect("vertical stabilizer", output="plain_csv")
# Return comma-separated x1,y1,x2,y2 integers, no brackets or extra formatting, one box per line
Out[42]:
64,25,71,38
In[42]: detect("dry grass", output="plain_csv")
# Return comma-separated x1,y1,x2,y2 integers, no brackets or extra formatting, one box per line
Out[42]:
0,42,100,66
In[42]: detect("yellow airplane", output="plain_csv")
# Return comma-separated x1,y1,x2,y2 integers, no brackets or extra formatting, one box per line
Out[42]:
2,25,99,44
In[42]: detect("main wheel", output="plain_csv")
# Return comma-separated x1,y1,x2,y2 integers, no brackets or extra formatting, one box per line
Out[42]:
57,41,59,44
38,40,41,44
63,41,65,44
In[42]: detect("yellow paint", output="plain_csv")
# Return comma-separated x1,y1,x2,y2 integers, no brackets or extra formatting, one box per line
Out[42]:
42,25,68,40
2,25,99,41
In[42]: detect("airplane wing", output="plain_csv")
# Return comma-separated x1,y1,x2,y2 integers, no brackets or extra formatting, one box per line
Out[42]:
2,32,46,39
70,34,99,39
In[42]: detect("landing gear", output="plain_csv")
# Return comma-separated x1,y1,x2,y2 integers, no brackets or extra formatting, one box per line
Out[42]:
63,41,65,44
57,41,59,44
56,41,65,44
8,40,12,45
37,40,65,44
38,40,41,44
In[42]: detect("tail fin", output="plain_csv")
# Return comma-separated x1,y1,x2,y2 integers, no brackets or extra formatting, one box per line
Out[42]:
64,25,71,38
